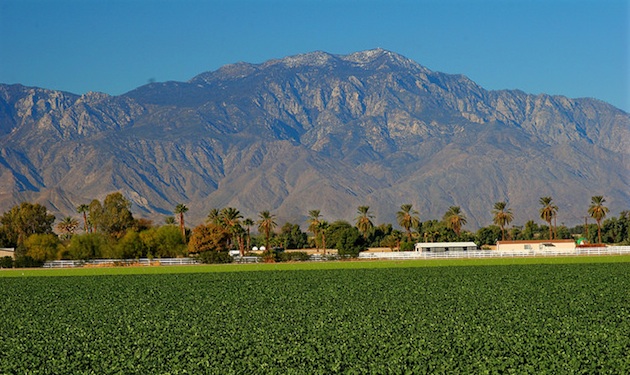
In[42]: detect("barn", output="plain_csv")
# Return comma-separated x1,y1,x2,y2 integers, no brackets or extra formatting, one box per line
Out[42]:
414,242,478,252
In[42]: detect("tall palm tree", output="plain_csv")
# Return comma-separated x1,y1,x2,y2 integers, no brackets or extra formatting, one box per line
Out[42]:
492,202,514,241
307,209,322,252
396,204,420,242
317,220,329,255
539,197,558,240
355,206,374,239
76,204,90,233
257,210,277,253
443,206,467,237
588,196,609,244
243,218,254,252
220,207,244,250
174,203,189,242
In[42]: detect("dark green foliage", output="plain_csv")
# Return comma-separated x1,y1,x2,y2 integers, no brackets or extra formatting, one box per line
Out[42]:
367,223,393,247
1,263,628,373
0,256,13,268
279,251,310,262
13,255,44,268
398,241,414,251
326,220,353,247
279,223,307,249
195,251,233,264
334,226,365,257
475,225,502,245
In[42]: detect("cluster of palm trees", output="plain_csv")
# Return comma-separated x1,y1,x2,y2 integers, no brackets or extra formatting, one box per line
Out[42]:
192,206,277,255
170,195,612,251
153,195,609,252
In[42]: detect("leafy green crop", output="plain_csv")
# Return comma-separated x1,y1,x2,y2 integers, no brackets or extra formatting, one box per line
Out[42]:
1,263,628,373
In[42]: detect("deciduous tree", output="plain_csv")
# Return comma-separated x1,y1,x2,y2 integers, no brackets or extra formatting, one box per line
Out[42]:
24,233,60,262
188,223,230,254
0,202,56,248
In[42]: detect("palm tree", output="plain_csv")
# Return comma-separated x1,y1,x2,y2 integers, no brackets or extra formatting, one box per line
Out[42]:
396,204,420,242
317,220,329,255
220,207,244,250
443,206,467,237
164,216,176,225
56,216,79,240
257,210,277,253
539,197,558,240
355,206,374,239
174,203,189,242
492,202,514,241
243,218,254,252
588,196,609,244
76,204,89,233
307,209,322,252
207,208,221,225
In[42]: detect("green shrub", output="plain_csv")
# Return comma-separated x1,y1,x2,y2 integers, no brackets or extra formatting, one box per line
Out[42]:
0,256,13,268
279,251,311,262
13,255,44,268
195,251,233,264
399,241,414,251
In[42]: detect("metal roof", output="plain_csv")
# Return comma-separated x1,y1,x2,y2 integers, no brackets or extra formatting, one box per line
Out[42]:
415,242,477,247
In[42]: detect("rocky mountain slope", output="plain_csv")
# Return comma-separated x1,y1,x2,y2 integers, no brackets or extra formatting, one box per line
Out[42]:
0,49,628,229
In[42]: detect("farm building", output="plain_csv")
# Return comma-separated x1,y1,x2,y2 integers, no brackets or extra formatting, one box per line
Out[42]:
0,248,15,259
414,242,478,252
495,240,576,252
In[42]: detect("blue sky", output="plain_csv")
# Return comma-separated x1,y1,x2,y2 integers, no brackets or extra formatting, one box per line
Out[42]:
1,0,628,111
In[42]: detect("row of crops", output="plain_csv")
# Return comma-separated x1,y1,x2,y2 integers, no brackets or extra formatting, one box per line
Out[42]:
1,263,628,373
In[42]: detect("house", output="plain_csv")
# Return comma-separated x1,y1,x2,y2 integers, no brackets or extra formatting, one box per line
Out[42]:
0,248,15,259
495,240,576,252
414,242,478,252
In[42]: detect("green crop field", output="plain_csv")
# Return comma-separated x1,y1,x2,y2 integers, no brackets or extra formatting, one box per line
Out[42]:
1,261,629,373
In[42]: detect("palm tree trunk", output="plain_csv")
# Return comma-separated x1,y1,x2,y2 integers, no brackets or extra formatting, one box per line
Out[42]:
179,212,186,243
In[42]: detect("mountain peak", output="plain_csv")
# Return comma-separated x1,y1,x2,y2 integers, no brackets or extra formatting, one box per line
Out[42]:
265,51,337,69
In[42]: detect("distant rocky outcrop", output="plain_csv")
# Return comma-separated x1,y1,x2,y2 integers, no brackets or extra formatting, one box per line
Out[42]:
0,49,628,228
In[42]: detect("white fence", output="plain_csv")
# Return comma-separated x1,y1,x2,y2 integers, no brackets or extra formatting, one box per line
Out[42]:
43,258,199,268
358,246,630,260
40,247,630,267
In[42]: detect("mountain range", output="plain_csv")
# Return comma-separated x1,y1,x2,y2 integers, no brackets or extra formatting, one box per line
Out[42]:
0,49,628,229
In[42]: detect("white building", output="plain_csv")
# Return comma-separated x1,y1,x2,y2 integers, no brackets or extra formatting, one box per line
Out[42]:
414,242,478,252
495,240,576,252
